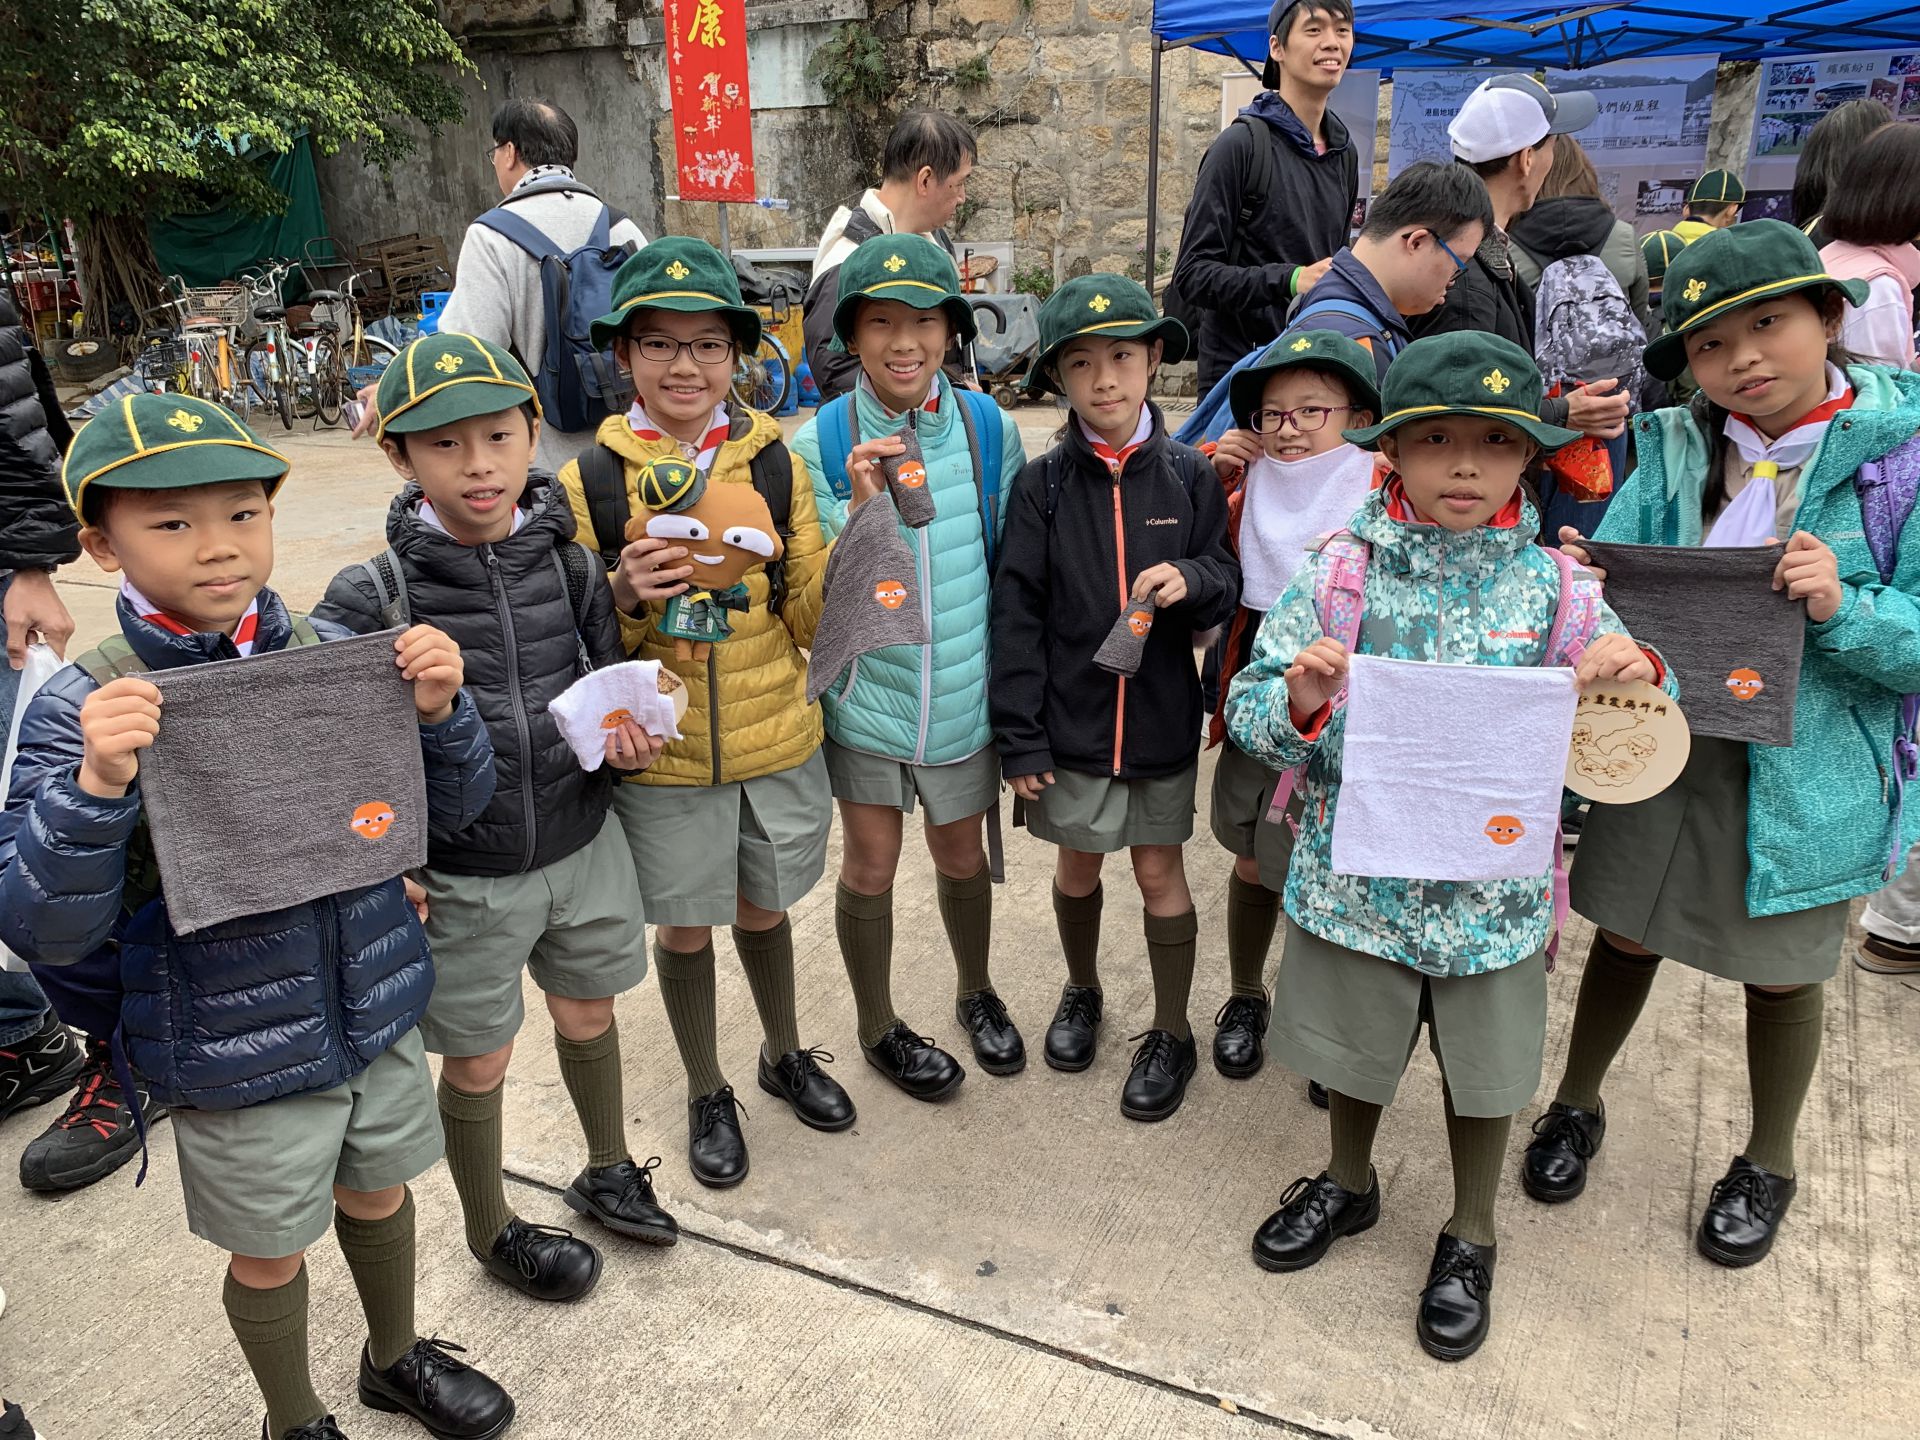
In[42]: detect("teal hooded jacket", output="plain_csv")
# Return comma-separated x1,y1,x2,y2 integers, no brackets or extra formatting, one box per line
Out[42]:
1600,364,1920,916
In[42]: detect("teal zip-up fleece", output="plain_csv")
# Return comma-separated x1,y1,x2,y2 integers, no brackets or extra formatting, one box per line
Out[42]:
1600,363,1920,916
791,375,1026,767
1226,486,1663,976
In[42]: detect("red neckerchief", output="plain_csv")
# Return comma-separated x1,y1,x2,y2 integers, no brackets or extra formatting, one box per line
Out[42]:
1080,406,1153,476
628,402,730,467
1732,386,1854,433
1382,476,1525,530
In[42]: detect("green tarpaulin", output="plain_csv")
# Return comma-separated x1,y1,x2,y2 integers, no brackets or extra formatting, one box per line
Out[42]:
147,136,330,289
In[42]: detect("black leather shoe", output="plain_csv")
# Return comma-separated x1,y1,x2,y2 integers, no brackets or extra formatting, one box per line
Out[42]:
1417,1232,1497,1361
1307,1079,1329,1109
358,1337,515,1439
1044,985,1103,1072
861,1022,965,1100
956,990,1026,1075
471,1217,600,1303
757,1047,857,1130
1696,1155,1797,1268
1212,993,1270,1079
1251,1170,1380,1272
1521,1100,1606,1204
1120,1029,1198,1122
564,1156,678,1245
687,1086,749,1188
271,1416,349,1439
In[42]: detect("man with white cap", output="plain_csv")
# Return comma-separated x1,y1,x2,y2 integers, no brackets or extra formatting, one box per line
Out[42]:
1413,74,1630,441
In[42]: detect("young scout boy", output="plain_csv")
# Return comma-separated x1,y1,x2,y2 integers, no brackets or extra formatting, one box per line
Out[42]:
0,394,513,1440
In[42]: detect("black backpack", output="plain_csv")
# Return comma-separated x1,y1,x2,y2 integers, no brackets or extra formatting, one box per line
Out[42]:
1161,116,1277,336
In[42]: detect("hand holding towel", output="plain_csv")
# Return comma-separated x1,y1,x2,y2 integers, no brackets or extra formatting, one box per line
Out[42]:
549,660,686,770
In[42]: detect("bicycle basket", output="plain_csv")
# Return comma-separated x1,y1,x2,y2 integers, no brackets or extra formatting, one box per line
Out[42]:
180,285,251,327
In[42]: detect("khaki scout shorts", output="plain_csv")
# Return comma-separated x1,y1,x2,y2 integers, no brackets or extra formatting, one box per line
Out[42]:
1021,764,1197,853
823,739,1001,826
1208,739,1301,892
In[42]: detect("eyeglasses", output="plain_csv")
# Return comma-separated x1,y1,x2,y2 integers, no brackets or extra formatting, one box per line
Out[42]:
485,143,503,162
1429,229,1471,274
629,335,736,366
1252,404,1350,435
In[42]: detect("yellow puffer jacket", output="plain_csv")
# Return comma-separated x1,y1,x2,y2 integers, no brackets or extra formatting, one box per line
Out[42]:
559,406,828,787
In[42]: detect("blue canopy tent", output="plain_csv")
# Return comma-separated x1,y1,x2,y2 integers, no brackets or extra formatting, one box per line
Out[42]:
1143,1,1920,284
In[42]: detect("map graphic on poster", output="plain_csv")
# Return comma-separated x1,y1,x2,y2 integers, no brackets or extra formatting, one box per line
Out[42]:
1221,69,1383,226
1546,56,1718,236
1747,48,1920,217
1387,68,1486,176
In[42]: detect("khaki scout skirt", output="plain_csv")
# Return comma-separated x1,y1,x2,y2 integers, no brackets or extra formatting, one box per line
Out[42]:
1571,736,1847,985
1020,763,1197,853
1208,738,1301,891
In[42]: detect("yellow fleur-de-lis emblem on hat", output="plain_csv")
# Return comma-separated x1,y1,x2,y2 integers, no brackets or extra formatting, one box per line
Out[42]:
883,254,907,273
1482,368,1511,395
1089,293,1111,313
167,408,204,432
434,353,463,375
1683,277,1707,303
1290,337,1312,352
665,260,691,280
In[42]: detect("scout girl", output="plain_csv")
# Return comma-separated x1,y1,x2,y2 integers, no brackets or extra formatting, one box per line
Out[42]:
1225,332,1662,1361
1203,330,1380,1084
989,275,1239,1123
1528,221,1920,1268
790,235,1029,1093
559,238,849,1190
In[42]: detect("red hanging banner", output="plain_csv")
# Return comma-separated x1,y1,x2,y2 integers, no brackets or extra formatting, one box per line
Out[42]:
662,0,757,203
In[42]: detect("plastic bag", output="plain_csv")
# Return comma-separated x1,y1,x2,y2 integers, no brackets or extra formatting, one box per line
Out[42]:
2,642,63,971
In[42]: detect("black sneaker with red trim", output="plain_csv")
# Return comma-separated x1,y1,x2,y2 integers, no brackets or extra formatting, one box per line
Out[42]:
0,1011,85,1124
18,1040,167,1193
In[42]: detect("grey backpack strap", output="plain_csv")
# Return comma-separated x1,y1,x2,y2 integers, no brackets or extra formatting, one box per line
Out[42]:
549,547,595,676
360,548,411,630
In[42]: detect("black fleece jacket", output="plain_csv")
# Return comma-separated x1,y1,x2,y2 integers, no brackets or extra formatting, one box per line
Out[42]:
990,405,1239,781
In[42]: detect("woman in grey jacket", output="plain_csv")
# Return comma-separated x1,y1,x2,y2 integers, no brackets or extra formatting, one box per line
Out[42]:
1507,138,1651,328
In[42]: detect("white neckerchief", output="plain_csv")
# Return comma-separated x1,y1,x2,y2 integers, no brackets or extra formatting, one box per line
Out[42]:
417,498,527,538
1238,446,1378,611
626,401,730,469
121,578,260,656
1722,363,1849,474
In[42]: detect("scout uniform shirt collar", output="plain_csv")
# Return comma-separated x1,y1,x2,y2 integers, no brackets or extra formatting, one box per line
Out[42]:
857,369,941,419
120,577,260,655
416,497,527,538
1723,362,1853,473
627,400,731,469
1077,404,1153,474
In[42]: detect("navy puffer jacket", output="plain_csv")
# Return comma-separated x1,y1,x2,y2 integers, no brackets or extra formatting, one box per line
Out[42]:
0,590,497,1111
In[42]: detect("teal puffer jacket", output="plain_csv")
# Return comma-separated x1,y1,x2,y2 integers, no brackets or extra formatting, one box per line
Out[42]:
791,379,1026,766
1601,364,1920,916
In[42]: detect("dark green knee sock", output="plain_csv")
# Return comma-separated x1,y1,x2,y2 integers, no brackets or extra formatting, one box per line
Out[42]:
936,864,994,998
1226,872,1281,999
554,1020,629,1170
224,1264,325,1440
1327,1090,1384,1193
836,883,900,1046
1145,908,1197,1040
653,939,728,1098
436,1078,515,1254
1554,933,1661,1112
1744,982,1823,1177
1054,882,1103,990
733,916,803,1060
1443,1090,1512,1248
334,1189,417,1370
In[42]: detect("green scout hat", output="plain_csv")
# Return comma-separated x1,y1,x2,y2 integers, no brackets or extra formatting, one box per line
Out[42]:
1228,329,1384,432
1642,219,1868,381
1025,274,1190,396
375,332,539,441
1640,229,1685,287
588,236,762,352
1343,331,1581,452
1687,169,1746,207
64,392,290,520
830,234,978,350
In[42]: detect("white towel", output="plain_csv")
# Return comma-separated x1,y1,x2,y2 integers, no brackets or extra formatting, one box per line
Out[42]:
549,661,683,770
1330,655,1578,883
1236,447,1377,612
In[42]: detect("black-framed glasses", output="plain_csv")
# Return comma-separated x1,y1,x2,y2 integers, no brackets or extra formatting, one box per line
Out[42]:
629,335,736,366
1429,229,1471,273
1252,404,1351,435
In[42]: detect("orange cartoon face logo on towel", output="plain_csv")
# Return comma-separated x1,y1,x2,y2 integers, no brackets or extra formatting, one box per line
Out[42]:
600,708,635,730
1725,668,1764,701
874,579,908,610
350,802,396,840
894,459,928,489
1126,609,1153,637
1483,815,1525,846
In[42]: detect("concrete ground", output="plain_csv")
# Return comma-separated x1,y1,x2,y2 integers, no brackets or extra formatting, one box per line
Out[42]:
4,420,1918,1439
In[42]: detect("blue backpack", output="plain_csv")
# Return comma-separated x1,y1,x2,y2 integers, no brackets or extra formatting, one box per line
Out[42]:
815,388,1005,569
474,178,639,433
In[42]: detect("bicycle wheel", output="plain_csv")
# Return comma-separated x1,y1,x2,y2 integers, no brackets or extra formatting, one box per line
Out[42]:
730,337,792,413
311,336,346,426
240,340,282,425
275,377,295,432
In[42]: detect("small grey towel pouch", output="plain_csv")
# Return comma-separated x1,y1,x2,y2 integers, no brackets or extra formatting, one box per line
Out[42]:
881,410,938,528
1092,603,1156,677
142,629,428,934
806,497,929,703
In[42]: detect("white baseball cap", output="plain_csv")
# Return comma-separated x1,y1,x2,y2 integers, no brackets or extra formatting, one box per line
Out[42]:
1448,74,1598,164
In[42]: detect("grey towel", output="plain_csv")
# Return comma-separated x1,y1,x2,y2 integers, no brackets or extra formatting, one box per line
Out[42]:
806,495,929,703
881,410,937,528
1092,603,1156,677
1582,542,1804,747
142,629,429,934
